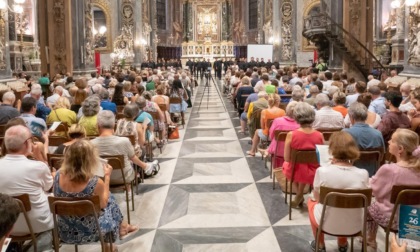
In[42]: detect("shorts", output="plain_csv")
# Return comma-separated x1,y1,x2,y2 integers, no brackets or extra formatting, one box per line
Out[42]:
257,129,268,141
240,112,248,121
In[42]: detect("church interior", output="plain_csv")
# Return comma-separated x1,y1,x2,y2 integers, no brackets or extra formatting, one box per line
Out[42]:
0,0,420,252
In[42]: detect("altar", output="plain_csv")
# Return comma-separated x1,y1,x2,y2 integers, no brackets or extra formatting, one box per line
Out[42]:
180,0,235,64
181,41,235,62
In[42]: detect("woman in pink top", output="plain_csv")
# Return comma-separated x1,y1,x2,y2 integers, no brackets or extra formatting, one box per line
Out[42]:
267,101,300,168
367,129,420,250
283,102,324,208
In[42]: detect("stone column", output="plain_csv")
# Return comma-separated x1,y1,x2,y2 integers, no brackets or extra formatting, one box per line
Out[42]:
0,7,13,81
328,0,343,71
272,0,281,62
390,5,405,68
133,0,142,68
279,0,296,65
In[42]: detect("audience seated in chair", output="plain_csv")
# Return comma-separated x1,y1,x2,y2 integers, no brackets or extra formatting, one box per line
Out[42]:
312,93,344,130
91,110,159,184
78,96,101,136
308,131,369,252
246,94,285,156
238,84,263,134
344,102,385,177
408,87,420,135
0,125,54,251
0,91,20,125
247,91,269,139
53,139,138,251
54,124,86,155
283,102,324,208
367,129,420,251
0,193,20,252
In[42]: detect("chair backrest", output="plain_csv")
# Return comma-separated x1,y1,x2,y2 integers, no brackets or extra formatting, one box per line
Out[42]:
357,148,383,174
289,149,318,181
48,196,105,251
390,185,420,205
319,187,372,208
318,187,372,237
86,135,99,140
148,111,160,121
266,119,274,131
317,128,342,141
169,97,182,104
48,136,69,147
47,123,68,134
11,194,37,248
116,113,125,120
274,130,289,142
158,103,167,112
0,124,6,136
47,153,65,171
116,105,125,113
120,135,136,146
101,155,126,185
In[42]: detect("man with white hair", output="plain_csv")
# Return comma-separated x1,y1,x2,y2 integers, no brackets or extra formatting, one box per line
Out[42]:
399,82,415,112
304,85,319,106
0,125,54,250
46,86,63,106
91,111,159,183
367,75,380,88
30,88,51,121
312,93,344,129
0,91,20,124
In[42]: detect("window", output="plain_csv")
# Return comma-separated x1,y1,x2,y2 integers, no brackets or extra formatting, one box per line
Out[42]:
156,0,166,30
249,0,258,30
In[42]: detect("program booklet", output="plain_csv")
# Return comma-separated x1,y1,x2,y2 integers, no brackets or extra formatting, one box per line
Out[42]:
398,205,420,249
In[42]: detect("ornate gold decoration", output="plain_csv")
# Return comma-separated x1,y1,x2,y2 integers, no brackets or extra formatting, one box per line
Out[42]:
0,10,6,70
84,0,94,64
196,5,219,42
92,0,112,53
302,0,319,51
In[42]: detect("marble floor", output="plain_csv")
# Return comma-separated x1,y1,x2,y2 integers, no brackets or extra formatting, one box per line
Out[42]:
61,78,387,252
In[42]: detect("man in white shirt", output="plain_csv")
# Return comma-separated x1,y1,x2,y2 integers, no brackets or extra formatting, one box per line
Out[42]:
0,125,54,250
46,86,63,106
321,71,333,91
313,93,344,129
345,81,367,107
367,75,381,88
87,72,98,87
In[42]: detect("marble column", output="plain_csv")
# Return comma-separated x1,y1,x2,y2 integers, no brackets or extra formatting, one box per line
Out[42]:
279,0,296,65
272,0,281,62
328,0,343,71
133,0,142,68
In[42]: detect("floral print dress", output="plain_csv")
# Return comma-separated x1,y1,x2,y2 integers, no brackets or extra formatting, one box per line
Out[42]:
53,171,123,243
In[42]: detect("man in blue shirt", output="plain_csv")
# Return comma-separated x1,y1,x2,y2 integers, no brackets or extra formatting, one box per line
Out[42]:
29,89,50,121
344,102,385,176
20,97,47,140
99,89,116,114
368,86,387,117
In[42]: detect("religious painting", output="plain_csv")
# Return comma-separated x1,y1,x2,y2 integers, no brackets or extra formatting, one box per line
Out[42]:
195,5,220,42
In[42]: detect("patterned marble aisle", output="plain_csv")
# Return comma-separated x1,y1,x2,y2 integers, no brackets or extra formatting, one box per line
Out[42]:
61,78,386,252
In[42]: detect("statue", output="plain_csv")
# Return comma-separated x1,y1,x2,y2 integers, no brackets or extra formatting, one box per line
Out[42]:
173,21,183,44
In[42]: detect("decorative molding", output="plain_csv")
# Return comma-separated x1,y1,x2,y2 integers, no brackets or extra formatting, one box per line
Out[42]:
349,0,361,38
122,0,134,27
92,0,112,53
52,0,67,74
281,0,293,61
302,0,319,51
84,0,94,64
0,11,6,70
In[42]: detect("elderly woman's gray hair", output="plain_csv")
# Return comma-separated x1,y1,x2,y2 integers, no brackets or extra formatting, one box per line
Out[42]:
285,101,298,118
123,104,140,119
82,96,100,116
293,102,316,126
348,102,368,122
314,93,330,107
136,96,147,109
291,89,304,102
97,110,115,129
142,91,152,100
100,89,110,100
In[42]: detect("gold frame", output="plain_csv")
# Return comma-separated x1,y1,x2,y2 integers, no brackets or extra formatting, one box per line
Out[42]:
302,0,320,52
92,0,112,53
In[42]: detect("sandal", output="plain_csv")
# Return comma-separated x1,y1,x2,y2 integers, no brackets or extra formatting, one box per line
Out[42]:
310,240,326,252
246,151,255,157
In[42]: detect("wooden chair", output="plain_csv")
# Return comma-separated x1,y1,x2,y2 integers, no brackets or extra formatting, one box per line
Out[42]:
380,185,420,252
48,136,69,147
0,124,7,136
239,94,250,112
158,103,170,139
356,147,384,176
116,105,125,114
317,128,342,142
316,187,372,252
47,123,69,136
148,111,163,154
169,97,185,128
120,135,143,194
101,155,135,224
259,119,274,160
86,135,99,140
286,149,319,220
48,196,110,252
116,113,125,120
47,153,65,171
272,130,289,189
10,194,38,252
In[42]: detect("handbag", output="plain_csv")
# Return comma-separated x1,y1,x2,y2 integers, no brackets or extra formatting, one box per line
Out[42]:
168,126,179,140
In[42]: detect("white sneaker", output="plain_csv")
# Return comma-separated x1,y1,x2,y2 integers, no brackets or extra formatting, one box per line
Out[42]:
145,160,159,176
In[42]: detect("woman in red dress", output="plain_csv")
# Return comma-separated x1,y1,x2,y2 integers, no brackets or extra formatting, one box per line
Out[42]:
283,102,324,208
